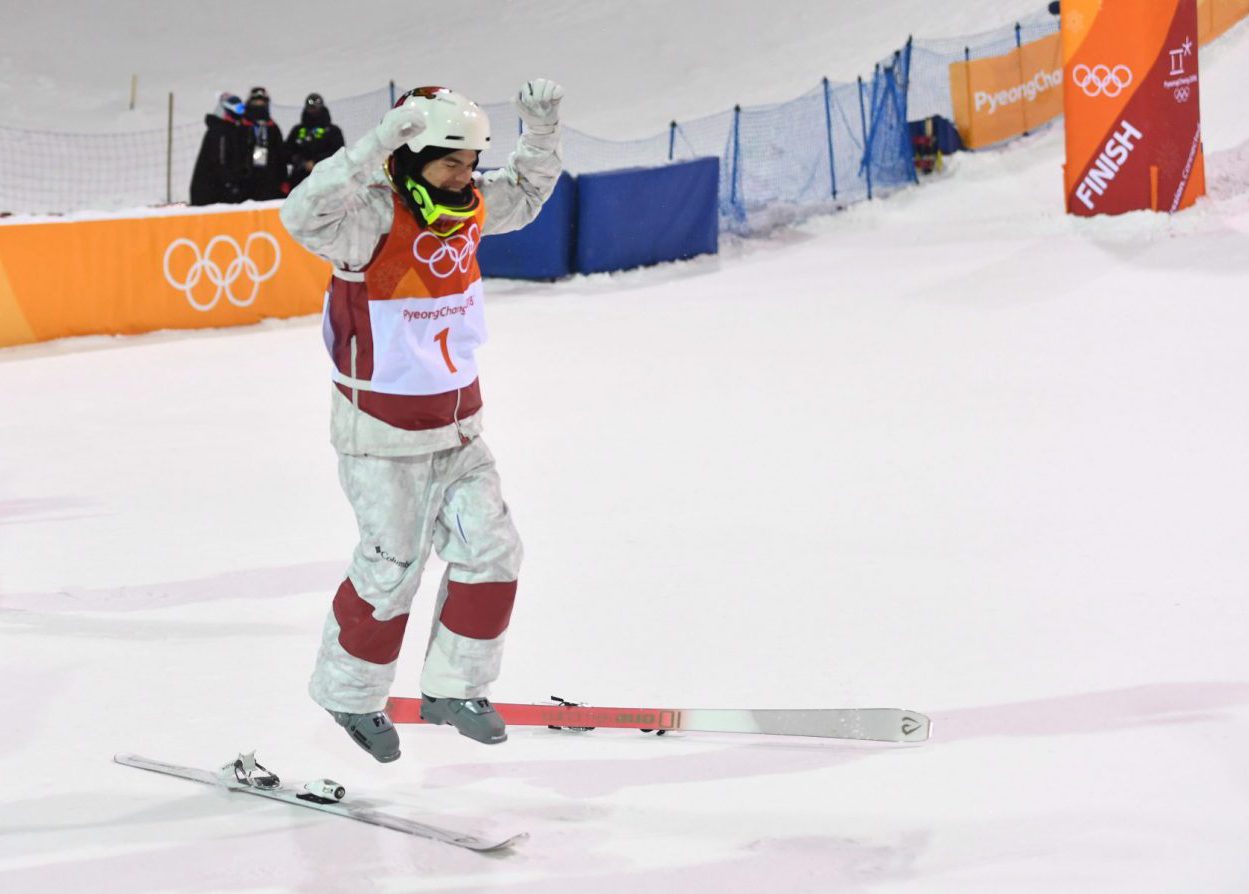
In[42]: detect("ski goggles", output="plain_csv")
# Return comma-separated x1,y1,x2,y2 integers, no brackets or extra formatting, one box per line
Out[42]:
402,177,480,236
222,95,246,116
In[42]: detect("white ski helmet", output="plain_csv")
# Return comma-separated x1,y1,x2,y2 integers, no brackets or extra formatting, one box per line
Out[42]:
392,85,490,153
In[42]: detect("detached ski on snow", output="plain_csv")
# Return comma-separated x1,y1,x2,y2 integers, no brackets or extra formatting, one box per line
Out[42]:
114,752,526,852
386,698,931,743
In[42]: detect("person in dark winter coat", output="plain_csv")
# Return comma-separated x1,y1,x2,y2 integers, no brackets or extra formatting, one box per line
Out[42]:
240,86,289,201
189,93,251,206
285,93,346,192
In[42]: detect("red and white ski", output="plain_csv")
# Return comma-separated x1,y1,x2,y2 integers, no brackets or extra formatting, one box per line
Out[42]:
386,697,931,743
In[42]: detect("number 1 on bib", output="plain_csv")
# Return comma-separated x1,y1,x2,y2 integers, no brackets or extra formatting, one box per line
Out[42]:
434,327,458,374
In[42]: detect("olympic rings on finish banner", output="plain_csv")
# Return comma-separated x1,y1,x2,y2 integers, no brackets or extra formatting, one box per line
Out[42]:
163,232,281,312
411,224,480,279
1072,63,1134,98
1174,86,1191,103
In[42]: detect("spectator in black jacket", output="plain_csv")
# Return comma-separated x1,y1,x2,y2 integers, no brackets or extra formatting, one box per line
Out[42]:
241,86,288,201
285,93,346,192
189,92,250,206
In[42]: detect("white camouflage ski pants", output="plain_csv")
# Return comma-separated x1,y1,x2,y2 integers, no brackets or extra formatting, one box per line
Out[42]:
309,437,522,714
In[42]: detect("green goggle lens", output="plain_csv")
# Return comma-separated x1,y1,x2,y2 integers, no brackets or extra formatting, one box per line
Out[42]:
403,178,477,234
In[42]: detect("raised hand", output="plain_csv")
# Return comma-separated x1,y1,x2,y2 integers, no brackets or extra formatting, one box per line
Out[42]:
515,78,564,134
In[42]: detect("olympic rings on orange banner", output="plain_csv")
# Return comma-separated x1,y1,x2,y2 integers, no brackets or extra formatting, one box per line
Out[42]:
1071,63,1134,98
163,232,281,312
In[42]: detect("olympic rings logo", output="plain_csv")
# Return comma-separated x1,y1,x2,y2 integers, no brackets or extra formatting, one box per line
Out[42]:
163,232,281,312
1072,64,1134,98
1174,86,1191,103
412,224,480,279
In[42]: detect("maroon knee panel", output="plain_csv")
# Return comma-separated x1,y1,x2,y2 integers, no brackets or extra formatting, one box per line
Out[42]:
332,578,411,665
438,580,517,640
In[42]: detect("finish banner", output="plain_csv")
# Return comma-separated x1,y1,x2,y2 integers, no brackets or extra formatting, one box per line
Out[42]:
0,203,330,348
948,33,1064,149
1062,0,1206,216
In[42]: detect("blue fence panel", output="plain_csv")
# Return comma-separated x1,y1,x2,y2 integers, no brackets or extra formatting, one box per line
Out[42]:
723,87,840,233
863,45,918,195
575,156,719,275
827,79,869,205
478,171,577,280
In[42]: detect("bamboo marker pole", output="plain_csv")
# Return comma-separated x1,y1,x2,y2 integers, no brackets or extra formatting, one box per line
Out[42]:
166,92,174,204
129,74,138,110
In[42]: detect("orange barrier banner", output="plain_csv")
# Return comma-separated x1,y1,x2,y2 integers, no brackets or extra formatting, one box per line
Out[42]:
946,0,1244,153
0,203,331,348
1062,0,1205,216
949,33,1064,149
1198,0,1249,43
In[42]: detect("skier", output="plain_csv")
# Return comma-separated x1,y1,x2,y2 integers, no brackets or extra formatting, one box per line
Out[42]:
279,79,564,762
284,92,345,192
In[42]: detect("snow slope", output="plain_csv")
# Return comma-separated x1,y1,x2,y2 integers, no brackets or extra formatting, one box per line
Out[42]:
2,4,1249,893
3,0,1052,137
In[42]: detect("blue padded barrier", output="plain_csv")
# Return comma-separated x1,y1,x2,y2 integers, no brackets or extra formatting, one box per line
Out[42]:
478,171,577,280
574,157,719,275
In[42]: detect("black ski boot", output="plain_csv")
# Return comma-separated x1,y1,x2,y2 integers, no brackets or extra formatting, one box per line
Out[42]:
419,695,507,744
328,709,401,763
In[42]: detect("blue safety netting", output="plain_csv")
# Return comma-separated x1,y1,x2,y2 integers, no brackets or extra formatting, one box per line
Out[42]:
0,13,1061,232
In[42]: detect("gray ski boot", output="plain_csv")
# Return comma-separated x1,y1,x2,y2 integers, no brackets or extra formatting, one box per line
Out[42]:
327,709,401,763
419,695,507,744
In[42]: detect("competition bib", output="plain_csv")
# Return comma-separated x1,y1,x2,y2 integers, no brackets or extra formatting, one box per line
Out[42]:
367,278,486,395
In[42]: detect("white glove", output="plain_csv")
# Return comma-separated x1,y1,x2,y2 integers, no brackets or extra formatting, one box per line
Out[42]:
376,97,428,152
515,78,563,133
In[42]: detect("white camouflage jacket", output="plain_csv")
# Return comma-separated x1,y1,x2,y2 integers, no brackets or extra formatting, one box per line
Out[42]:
280,122,562,456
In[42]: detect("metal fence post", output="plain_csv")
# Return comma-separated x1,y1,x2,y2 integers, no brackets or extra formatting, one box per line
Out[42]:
728,104,744,216
166,92,173,204
1015,23,1030,136
858,75,873,200
822,77,838,200
899,41,919,185
963,46,974,147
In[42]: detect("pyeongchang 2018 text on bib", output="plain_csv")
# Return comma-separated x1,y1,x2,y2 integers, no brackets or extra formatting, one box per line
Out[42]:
367,279,487,395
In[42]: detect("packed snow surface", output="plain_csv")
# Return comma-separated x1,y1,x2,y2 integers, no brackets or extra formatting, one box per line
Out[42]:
2,2,1249,892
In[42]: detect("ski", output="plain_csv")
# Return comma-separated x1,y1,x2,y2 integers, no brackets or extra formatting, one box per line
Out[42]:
386,697,931,743
113,752,526,852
